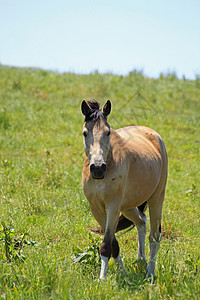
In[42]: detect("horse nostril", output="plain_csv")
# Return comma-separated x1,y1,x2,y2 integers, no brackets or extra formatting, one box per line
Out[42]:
90,164,95,173
90,163,106,178
101,163,107,173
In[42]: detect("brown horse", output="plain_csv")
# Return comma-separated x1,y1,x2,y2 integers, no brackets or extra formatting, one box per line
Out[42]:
81,100,168,280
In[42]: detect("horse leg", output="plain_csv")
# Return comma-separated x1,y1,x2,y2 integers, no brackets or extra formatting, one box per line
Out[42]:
122,207,147,260
111,236,126,274
89,204,109,279
147,191,165,278
89,203,123,279
99,205,120,279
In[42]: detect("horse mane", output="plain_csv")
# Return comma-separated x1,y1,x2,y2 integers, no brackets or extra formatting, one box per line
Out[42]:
85,100,106,122
87,100,100,111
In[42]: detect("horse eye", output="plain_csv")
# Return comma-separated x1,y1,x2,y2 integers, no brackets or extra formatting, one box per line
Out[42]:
83,131,87,137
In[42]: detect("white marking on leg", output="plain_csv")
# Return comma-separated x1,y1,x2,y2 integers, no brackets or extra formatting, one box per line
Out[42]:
100,255,109,280
137,214,147,260
114,254,126,274
147,233,161,277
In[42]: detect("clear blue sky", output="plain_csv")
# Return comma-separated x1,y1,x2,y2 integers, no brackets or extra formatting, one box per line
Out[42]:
1,0,200,78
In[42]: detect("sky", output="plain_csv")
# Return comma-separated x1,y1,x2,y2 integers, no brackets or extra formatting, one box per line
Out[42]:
0,0,200,79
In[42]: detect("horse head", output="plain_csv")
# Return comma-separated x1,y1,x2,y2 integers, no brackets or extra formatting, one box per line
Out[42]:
81,100,111,179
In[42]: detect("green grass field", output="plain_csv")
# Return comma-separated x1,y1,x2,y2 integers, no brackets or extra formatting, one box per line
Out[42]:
0,66,200,299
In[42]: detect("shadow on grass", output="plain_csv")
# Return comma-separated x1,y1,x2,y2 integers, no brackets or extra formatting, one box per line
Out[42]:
115,259,155,292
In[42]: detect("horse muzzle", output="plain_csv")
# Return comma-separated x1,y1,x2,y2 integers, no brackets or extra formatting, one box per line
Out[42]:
90,163,107,179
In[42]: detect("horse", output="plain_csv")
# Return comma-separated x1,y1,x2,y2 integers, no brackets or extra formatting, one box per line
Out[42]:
81,100,168,280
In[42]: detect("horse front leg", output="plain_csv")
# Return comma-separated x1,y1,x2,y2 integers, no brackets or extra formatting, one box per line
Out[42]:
99,205,121,280
112,237,126,274
99,230,112,280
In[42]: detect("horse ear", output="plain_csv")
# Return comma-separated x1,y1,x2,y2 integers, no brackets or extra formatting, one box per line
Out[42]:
102,100,111,117
81,100,91,116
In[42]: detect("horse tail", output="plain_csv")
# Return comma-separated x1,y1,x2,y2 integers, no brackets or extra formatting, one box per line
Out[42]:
115,215,135,232
116,201,147,232
89,201,147,235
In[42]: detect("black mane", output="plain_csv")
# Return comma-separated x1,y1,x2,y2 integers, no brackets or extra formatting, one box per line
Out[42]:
85,100,106,122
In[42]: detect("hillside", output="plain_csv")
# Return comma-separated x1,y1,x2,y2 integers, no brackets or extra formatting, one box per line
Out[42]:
0,65,200,298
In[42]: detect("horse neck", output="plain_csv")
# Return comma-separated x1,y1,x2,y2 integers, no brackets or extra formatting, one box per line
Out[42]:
107,129,126,164
110,128,125,148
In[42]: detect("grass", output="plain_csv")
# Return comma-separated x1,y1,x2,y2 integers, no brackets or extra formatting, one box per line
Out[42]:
0,65,200,299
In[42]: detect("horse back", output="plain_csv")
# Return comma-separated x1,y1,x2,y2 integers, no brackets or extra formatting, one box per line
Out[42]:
116,126,163,154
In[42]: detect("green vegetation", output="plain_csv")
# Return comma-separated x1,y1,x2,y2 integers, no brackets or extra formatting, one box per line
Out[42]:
0,65,200,299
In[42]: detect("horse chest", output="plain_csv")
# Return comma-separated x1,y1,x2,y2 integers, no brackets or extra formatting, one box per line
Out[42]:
91,182,107,201
84,176,123,209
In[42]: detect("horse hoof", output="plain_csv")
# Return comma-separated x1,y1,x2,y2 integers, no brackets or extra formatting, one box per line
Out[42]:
145,272,155,283
99,276,107,282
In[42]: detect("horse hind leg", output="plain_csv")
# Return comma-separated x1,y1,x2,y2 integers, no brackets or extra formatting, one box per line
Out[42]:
137,202,147,260
147,191,165,279
122,206,147,261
